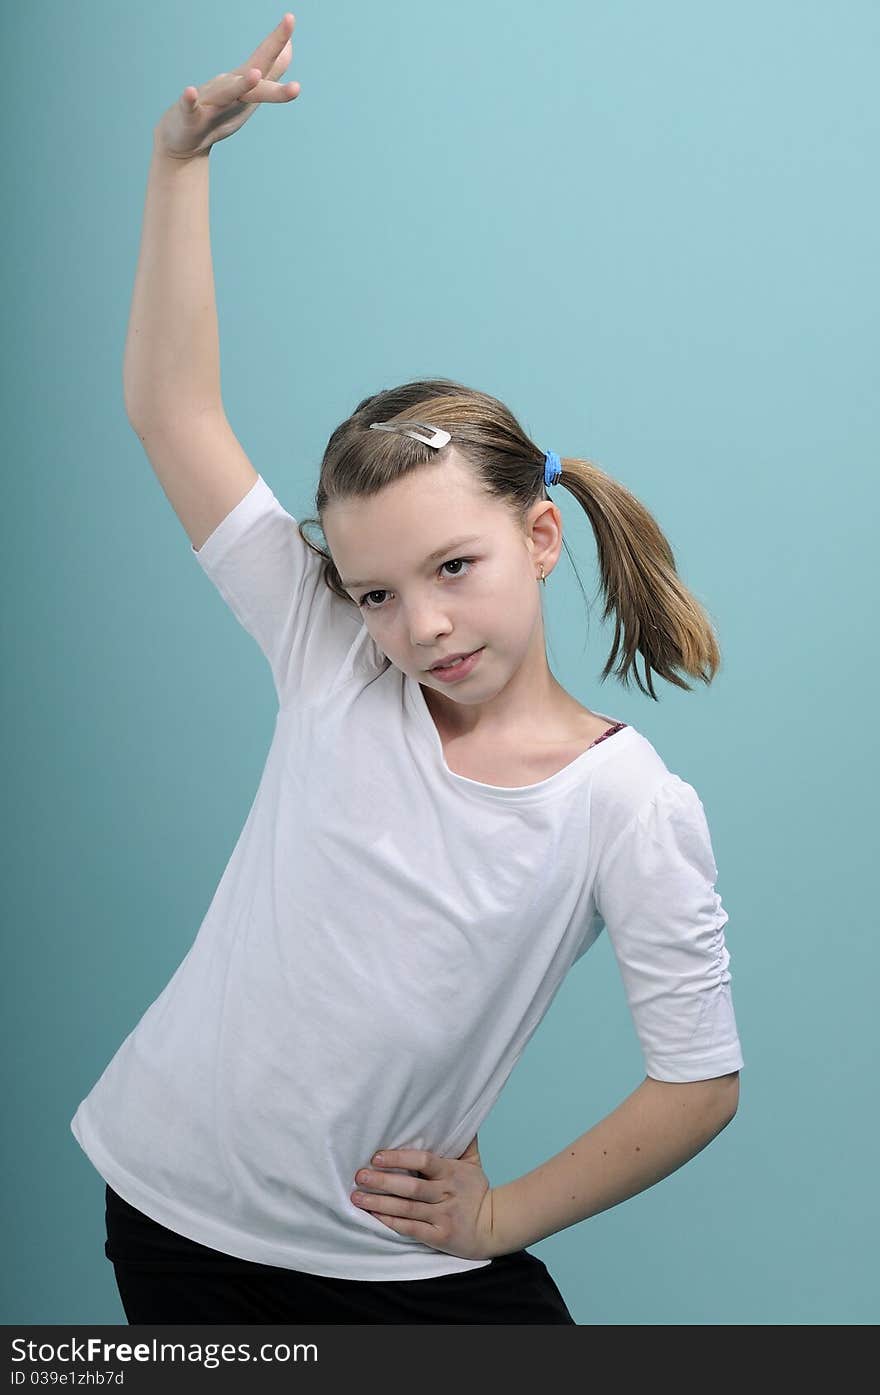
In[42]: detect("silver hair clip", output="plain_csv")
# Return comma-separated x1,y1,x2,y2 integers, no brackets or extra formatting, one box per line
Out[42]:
369,420,452,449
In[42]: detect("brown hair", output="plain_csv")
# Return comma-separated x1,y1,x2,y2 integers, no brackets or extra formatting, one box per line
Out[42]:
297,377,721,700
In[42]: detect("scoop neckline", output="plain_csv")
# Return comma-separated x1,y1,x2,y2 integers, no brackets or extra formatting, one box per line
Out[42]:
404,673,636,803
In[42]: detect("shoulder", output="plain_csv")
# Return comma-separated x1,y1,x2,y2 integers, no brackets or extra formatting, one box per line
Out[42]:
589,729,720,893
588,725,671,840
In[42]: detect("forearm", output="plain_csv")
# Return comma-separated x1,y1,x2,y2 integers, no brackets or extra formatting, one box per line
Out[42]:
489,1072,740,1256
123,136,222,426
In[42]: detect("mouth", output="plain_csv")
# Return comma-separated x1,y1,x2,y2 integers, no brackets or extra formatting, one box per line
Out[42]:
427,648,480,672
425,648,484,682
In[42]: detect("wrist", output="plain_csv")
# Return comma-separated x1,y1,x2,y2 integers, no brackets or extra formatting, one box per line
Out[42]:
485,1181,538,1256
485,1185,524,1259
151,131,211,165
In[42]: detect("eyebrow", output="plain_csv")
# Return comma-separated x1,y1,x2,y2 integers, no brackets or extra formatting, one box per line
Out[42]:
340,536,485,590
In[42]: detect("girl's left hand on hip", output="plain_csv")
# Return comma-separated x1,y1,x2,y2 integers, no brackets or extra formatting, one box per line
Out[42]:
351,1132,498,1260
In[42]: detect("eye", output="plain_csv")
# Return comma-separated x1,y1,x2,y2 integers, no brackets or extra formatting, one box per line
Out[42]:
357,558,475,611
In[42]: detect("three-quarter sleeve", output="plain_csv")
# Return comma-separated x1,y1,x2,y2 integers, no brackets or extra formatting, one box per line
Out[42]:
593,774,745,1083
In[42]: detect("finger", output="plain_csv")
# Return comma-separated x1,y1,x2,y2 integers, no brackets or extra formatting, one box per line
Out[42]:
372,1149,438,1177
238,74,300,103
224,66,298,104
269,38,294,81
354,1191,424,1220
368,1211,397,1229
356,1170,442,1200
243,11,296,79
354,1194,439,1242
187,67,261,107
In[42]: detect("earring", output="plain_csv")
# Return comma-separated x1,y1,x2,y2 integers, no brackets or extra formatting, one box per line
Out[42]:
539,564,546,585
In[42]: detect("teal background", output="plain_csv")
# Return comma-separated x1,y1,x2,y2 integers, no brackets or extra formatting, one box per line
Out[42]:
3,0,877,1326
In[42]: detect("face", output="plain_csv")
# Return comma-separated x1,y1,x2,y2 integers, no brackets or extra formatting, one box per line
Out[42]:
321,450,562,712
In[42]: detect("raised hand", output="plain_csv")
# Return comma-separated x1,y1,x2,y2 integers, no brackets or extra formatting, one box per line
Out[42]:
155,12,300,161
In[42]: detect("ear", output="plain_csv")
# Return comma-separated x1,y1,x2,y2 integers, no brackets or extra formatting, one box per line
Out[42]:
527,500,563,575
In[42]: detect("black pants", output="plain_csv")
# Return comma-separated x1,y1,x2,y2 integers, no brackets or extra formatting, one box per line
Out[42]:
104,1184,576,1324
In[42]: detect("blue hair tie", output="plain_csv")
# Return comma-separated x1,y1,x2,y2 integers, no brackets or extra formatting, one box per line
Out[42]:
543,449,562,487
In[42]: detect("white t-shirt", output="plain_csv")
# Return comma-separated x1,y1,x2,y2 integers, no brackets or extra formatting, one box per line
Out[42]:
70,474,744,1281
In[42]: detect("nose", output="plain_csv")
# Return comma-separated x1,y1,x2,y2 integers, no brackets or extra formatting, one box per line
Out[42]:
404,600,454,652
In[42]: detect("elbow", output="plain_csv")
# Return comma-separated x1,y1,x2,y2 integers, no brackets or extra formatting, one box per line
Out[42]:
717,1070,740,1121
643,1069,740,1120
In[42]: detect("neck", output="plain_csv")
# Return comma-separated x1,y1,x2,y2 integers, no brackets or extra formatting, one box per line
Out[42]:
420,657,570,742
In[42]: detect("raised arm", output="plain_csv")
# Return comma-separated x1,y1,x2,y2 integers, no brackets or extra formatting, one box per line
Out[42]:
123,15,300,550
122,145,222,427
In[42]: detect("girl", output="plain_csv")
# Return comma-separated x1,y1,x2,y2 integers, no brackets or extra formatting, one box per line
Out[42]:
72,14,744,1325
